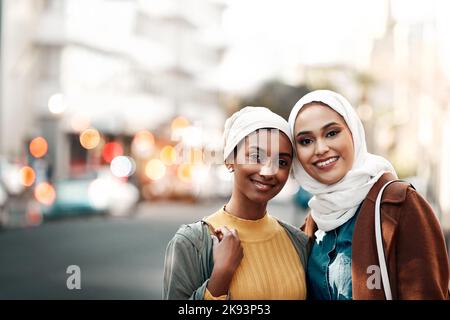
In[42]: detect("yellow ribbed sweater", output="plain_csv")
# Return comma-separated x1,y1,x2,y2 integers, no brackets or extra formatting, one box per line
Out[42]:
203,208,307,300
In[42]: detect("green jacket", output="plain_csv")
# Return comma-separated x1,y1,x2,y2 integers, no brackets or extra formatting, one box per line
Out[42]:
163,218,310,300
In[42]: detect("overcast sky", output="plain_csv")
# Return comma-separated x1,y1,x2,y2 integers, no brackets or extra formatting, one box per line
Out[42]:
219,0,450,93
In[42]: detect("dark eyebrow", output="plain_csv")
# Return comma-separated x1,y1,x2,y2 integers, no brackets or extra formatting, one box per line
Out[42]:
296,122,340,138
279,152,293,159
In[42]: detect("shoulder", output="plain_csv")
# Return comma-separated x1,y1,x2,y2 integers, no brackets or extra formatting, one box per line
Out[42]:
374,179,427,211
170,221,210,251
397,187,437,220
277,219,312,266
382,181,413,205
357,175,418,227
365,173,412,205
277,219,309,246
363,176,435,223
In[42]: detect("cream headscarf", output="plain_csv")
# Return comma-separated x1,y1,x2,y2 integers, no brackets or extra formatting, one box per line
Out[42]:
288,90,397,233
223,106,292,161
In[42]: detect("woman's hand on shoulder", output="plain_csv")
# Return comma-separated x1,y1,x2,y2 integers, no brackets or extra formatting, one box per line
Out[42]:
207,226,243,297
213,226,243,273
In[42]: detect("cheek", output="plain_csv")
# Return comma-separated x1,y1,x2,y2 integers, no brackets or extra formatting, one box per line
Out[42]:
276,170,290,184
296,147,311,167
345,147,355,168
343,138,355,161
235,165,258,179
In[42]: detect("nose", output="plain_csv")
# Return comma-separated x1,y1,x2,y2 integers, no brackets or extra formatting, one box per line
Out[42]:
259,158,278,176
315,138,330,156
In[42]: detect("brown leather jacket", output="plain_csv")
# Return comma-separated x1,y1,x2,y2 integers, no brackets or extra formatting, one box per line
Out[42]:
302,172,450,300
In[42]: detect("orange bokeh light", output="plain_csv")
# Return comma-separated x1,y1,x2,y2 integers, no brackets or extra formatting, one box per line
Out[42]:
20,166,36,187
102,142,124,163
133,130,154,145
80,128,101,150
145,159,166,180
160,145,177,165
171,116,190,131
29,137,48,158
34,182,56,206
177,163,193,183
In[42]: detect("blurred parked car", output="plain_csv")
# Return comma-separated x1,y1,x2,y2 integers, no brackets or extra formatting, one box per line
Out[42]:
42,168,139,219
41,177,106,219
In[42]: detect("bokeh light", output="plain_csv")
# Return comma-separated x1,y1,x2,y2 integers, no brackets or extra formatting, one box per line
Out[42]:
102,142,124,163
177,163,193,183
48,93,66,114
1,163,25,195
171,116,190,131
34,182,56,206
19,166,36,187
110,156,136,178
88,178,110,210
145,159,166,180
160,145,177,165
131,130,155,158
80,128,101,150
29,137,48,158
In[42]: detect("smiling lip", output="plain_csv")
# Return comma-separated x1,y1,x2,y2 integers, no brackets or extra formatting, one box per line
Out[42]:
314,156,339,170
251,179,275,191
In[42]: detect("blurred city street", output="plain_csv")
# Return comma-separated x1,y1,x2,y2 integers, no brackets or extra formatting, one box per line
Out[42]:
0,199,306,299
1,0,450,301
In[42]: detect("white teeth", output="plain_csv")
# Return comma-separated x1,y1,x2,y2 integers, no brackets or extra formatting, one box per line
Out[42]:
254,181,272,190
316,157,338,168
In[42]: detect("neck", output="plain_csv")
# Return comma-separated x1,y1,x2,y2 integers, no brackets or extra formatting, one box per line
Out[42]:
225,193,267,220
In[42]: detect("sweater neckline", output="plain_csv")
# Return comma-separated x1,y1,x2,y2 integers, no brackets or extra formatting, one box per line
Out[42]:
205,207,281,242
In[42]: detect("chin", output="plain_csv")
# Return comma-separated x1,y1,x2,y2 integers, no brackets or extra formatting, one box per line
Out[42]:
248,193,275,204
318,175,345,185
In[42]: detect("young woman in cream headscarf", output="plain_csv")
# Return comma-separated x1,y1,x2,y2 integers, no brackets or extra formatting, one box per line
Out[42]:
288,89,449,300
163,106,309,300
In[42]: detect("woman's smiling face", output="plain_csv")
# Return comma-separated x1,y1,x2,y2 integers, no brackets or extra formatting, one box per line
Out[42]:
294,103,355,185
228,129,293,203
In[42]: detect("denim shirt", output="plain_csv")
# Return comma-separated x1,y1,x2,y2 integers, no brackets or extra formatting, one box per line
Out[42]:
306,205,361,300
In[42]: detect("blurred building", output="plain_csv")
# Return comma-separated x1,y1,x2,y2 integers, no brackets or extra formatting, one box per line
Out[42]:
1,0,229,201
1,0,47,159
369,1,450,228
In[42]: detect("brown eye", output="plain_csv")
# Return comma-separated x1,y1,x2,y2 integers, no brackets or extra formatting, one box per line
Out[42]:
297,138,312,146
326,130,340,137
279,158,290,167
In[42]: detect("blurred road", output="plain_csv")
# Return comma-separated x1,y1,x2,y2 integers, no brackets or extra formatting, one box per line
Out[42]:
0,199,306,299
